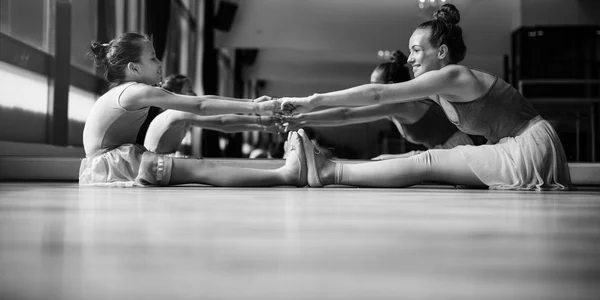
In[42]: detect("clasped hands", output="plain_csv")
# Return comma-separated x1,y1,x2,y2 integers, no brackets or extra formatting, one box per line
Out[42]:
253,95,315,133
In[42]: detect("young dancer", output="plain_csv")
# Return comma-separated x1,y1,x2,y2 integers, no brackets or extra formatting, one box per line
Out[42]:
277,4,572,191
282,51,472,160
80,32,306,187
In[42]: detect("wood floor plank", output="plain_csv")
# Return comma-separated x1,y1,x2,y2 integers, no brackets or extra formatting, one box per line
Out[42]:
1,183,599,300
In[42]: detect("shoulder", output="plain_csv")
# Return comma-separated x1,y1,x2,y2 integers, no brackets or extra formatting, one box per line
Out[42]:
438,65,483,95
439,66,496,102
438,64,472,79
443,65,493,85
120,84,174,110
123,83,172,98
413,65,470,87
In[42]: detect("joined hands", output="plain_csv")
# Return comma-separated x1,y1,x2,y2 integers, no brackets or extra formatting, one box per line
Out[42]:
253,94,316,117
252,94,318,133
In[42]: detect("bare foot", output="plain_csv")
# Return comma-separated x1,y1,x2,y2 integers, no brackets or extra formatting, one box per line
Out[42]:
282,131,307,187
297,129,336,187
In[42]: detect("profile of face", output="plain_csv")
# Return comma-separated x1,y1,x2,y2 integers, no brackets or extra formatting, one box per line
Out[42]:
407,28,445,78
133,39,163,85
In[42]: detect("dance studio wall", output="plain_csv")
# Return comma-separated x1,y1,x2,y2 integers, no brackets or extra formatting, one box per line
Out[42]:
219,0,523,94
220,0,599,96
520,0,600,26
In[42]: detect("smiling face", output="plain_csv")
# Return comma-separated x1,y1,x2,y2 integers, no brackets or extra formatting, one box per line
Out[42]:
133,40,163,85
407,28,444,78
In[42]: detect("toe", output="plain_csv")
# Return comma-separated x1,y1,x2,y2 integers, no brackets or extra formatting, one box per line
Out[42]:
290,131,302,146
293,136,308,187
297,129,310,145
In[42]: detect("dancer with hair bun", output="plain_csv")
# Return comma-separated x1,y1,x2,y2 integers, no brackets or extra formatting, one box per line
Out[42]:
80,33,306,187
277,4,572,191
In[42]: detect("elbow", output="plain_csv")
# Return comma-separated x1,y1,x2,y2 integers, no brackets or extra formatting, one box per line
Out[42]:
219,115,241,126
370,85,385,104
218,116,230,126
195,98,210,115
194,102,205,115
339,108,352,120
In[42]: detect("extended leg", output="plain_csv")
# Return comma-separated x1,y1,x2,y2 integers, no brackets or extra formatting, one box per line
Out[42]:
299,129,484,188
137,132,307,187
337,149,485,187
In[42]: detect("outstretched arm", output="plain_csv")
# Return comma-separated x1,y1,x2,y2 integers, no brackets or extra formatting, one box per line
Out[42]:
213,95,272,102
182,113,278,127
282,103,405,131
280,66,465,114
176,113,282,133
206,124,281,134
121,85,281,116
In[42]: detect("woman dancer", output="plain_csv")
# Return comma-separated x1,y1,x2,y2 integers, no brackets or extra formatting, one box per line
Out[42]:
277,4,572,191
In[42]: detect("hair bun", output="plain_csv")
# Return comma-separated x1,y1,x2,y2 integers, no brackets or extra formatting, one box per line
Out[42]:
89,41,110,67
90,42,108,58
390,50,408,64
433,3,460,25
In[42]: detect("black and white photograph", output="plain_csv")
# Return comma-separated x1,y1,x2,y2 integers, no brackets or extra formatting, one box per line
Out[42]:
1,0,599,299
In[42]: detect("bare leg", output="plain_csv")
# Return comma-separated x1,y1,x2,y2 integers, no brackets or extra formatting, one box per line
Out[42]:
371,151,422,160
138,132,307,187
299,129,485,188
169,160,292,186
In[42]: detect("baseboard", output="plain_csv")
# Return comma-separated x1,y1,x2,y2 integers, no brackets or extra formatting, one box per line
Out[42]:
569,163,600,185
0,156,83,180
0,141,85,181
0,140,85,157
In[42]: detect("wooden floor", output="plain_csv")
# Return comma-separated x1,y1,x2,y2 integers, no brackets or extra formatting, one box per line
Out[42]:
1,183,599,300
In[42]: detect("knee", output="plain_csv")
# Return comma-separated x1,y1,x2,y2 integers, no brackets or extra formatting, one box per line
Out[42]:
409,150,434,180
411,150,433,168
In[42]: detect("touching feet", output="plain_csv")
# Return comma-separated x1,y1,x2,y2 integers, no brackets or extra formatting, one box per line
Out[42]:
297,129,337,187
282,131,308,187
